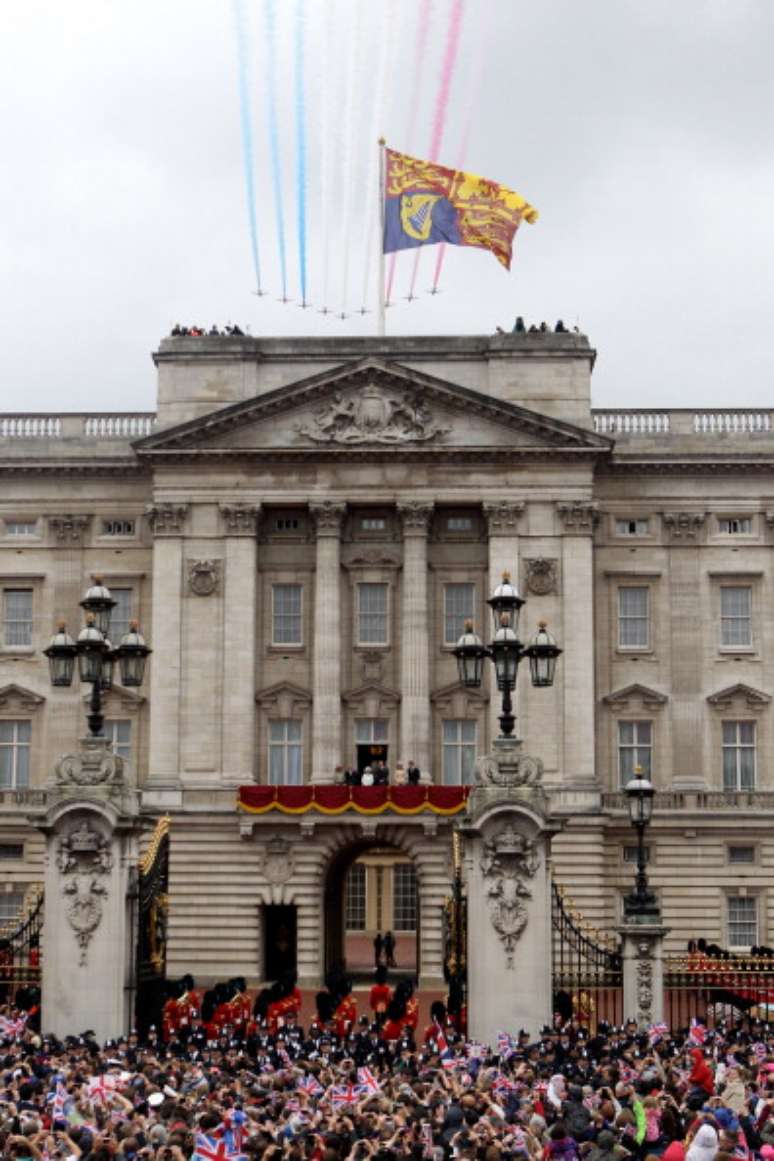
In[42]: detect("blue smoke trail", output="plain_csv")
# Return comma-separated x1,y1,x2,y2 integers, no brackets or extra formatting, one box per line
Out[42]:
264,0,289,301
231,0,263,293
294,0,308,305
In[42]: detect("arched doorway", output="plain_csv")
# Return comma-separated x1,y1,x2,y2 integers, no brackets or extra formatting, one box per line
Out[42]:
324,840,420,980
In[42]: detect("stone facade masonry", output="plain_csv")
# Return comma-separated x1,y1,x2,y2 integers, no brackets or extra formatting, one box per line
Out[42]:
2,331,774,984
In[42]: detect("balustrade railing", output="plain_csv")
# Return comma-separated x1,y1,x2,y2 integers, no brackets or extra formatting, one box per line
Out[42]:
592,409,774,437
602,790,774,811
0,413,156,440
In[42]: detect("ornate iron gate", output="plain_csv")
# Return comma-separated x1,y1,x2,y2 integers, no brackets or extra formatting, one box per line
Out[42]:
135,816,170,1036
552,882,623,1027
0,888,43,1016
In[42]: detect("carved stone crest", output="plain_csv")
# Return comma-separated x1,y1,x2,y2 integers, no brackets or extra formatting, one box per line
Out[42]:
662,512,706,540
146,503,188,535
635,939,654,1022
556,502,599,532
56,818,113,965
294,384,449,445
261,837,294,886
48,515,91,543
55,737,125,788
524,558,558,596
475,749,544,788
187,559,221,597
481,824,540,968
220,503,260,535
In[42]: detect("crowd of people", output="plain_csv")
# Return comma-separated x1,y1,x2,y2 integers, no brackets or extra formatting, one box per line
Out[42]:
169,324,246,337
3,969,774,1161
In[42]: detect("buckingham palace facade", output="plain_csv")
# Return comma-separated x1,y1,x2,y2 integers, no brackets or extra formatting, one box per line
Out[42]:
1,328,773,987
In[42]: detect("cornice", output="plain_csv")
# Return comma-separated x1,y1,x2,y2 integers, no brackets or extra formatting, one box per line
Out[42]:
0,458,144,477
133,446,605,465
601,456,774,475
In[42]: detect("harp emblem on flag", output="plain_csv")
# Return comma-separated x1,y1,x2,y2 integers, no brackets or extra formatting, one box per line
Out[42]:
400,193,442,240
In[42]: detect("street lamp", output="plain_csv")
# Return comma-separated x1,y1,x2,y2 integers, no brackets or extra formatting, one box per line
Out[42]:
44,582,152,738
454,572,562,738
623,769,659,919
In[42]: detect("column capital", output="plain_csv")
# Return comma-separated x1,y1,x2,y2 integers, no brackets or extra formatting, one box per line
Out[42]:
556,501,598,533
483,501,524,536
219,503,261,536
145,503,189,536
397,500,434,534
309,501,346,534
47,514,92,543
662,511,706,540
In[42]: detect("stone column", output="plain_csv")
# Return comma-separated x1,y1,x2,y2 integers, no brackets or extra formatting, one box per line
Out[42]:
463,738,562,1042
556,503,598,788
310,502,346,783
146,504,188,791
398,502,433,780
663,512,707,790
483,503,524,746
29,738,141,1043
220,504,261,786
618,920,669,1027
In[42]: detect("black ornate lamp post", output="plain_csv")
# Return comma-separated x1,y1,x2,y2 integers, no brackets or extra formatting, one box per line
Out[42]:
623,769,659,918
44,579,152,737
454,572,562,737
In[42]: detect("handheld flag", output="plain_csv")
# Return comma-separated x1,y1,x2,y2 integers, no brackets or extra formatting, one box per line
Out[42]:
383,148,538,271
647,1022,669,1046
690,1018,707,1046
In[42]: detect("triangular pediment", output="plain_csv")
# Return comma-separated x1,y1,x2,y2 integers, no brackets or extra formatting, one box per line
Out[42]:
136,358,610,458
0,683,45,709
602,683,668,708
255,681,312,706
430,680,488,704
341,681,401,706
707,683,771,708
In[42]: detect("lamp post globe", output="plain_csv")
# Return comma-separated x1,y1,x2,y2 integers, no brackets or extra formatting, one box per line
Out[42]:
486,571,525,637
625,772,655,827
526,620,562,688
491,614,519,692
453,620,486,689
79,578,116,637
43,623,77,687
115,621,152,688
76,617,108,685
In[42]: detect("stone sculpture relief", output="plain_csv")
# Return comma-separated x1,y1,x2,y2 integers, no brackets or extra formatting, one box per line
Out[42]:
56,819,113,965
261,837,294,886
635,938,654,1024
475,750,544,788
524,557,558,596
187,559,222,596
55,739,125,788
480,824,540,968
295,383,449,445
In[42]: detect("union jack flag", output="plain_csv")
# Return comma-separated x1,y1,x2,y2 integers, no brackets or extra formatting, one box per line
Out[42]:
329,1084,364,1108
491,1073,517,1095
496,1032,517,1058
193,1132,247,1161
51,1082,72,1121
297,1073,324,1097
647,1022,669,1046
215,1110,248,1152
0,1014,27,1039
689,1018,707,1046
466,1042,485,1059
86,1075,118,1103
357,1067,381,1095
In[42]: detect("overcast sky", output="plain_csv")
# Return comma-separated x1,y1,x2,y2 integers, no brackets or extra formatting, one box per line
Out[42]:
1,0,772,413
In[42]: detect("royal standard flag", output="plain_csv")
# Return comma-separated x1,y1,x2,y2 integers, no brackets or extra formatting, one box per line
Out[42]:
383,148,538,270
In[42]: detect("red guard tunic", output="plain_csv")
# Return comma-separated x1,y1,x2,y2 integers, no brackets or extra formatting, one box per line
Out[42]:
267,987,302,1034
334,995,357,1038
176,989,201,1032
369,983,392,1019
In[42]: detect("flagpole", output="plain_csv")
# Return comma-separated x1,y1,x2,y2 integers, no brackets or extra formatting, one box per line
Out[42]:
377,137,386,337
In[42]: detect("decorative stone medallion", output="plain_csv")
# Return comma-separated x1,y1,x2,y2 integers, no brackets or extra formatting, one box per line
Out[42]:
481,824,540,968
524,557,558,596
295,384,449,445
56,818,114,966
187,559,221,597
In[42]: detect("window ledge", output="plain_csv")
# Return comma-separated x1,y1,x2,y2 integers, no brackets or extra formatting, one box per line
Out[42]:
267,644,306,653
0,647,35,656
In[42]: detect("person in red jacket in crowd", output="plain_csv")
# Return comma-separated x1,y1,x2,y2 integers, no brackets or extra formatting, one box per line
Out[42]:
162,978,183,1042
689,1046,715,1096
369,965,392,1026
267,972,302,1033
176,973,201,1033
334,978,357,1038
423,999,450,1047
381,979,417,1041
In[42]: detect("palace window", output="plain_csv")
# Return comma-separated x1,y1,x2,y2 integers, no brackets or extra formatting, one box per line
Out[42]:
728,845,756,865
722,721,756,791
728,895,758,948
393,863,418,931
442,720,477,785
355,718,388,745
360,518,386,531
616,518,649,537
275,517,300,532
0,892,25,924
0,721,31,789
268,720,303,785
102,519,135,537
0,843,24,861
357,583,388,645
109,588,133,641
272,584,302,646
104,719,131,762
617,586,649,649
618,720,652,786
623,844,650,864
344,863,367,931
718,517,753,535
2,589,33,648
444,583,475,646
3,521,37,537
720,586,752,648
447,517,473,532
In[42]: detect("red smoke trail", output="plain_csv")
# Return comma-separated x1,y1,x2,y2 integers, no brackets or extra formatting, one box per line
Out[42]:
408,0,465,300
385,0,434,306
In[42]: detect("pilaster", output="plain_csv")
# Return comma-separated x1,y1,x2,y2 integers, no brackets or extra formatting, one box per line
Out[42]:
220,504,260,785
557,502,597,788
146,503,188,788
618,921,669,1027
398,502,433,781
310,502,346,783
483,502,524,746
663,511,706,789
